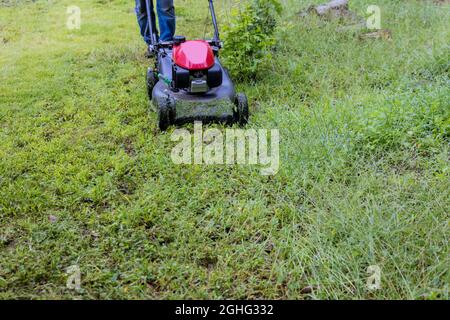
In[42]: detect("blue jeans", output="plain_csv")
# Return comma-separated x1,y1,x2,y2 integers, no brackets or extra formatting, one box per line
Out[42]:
135,0,175,43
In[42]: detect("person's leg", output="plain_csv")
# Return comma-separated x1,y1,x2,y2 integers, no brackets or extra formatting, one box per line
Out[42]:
156,0,176,41
135,0,158,44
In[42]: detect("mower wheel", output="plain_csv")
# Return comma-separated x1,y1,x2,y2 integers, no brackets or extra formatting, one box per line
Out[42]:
146,67,157,99
157,98,175,131
234,93,249,126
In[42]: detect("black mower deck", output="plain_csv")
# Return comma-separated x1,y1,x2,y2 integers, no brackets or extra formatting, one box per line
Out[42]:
150,50,237,125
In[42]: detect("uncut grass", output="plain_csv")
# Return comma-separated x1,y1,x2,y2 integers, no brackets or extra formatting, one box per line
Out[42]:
0,0,449,299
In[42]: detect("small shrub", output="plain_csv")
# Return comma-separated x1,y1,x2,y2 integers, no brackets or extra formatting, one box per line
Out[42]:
221,0,282,80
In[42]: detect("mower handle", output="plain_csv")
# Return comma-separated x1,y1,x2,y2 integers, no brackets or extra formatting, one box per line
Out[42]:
208,0,221,45
145,0,221,52
144,0,158,48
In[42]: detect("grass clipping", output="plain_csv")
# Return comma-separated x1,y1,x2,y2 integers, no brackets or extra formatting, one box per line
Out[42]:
173,98,235,119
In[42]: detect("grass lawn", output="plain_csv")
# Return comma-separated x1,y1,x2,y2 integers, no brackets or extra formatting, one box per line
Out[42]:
0,0,449,299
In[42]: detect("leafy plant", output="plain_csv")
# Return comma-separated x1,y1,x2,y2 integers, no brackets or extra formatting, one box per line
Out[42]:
221,0,282,80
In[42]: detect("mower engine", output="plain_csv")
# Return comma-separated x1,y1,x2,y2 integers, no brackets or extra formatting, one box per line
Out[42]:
171,36,222,94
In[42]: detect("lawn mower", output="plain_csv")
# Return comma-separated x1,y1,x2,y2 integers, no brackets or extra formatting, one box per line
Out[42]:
144,0,249,131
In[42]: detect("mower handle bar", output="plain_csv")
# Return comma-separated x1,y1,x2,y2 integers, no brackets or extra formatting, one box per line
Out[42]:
144,0,221,50
208,0,221,44
144,0,158,46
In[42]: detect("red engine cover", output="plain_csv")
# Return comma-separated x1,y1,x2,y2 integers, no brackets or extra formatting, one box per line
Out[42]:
173,40,215,71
